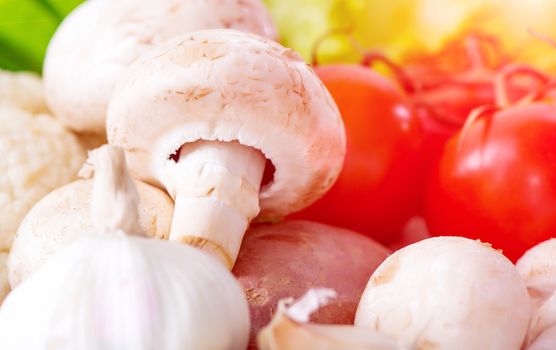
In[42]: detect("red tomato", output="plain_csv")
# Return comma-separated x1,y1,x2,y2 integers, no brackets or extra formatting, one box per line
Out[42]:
387,216,432,251
424,103,556,261
402,34,546,173
290,65,424,243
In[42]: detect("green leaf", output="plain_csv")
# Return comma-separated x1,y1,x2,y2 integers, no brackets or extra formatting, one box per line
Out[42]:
0,0,83,73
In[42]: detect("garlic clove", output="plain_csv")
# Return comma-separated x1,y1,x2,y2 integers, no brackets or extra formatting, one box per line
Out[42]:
0,235,251,350
258,289,403,350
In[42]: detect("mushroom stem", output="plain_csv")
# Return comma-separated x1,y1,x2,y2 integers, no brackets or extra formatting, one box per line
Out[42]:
169,140,266,268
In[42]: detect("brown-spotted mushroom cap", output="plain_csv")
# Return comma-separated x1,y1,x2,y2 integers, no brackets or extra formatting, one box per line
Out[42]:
43,0,277,134
7,178,174,288
107,29,345,268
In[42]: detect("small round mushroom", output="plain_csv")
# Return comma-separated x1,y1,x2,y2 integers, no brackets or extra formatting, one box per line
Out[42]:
7,177,174,288
516,239,556,346
43,0,277,134
0,69,47,114
107,29,345,268
354,237,530,350
0,106,85,252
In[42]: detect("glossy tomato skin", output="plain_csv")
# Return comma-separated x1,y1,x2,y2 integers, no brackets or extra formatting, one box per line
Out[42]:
425,103,556,261
291,65,424,243
414,82,493,157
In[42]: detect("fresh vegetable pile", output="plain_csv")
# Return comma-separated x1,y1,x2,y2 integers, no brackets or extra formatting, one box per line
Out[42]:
2,0,556,349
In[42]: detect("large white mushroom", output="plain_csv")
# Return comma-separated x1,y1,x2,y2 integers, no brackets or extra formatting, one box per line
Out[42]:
516,239,556,347
8,177,174,288
354,237,530,350
107,29,345,268
43,0,277,134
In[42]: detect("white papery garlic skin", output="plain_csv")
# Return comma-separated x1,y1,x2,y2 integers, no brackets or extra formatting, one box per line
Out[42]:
355,237,530,350
258,288,403,350
0,145,250,350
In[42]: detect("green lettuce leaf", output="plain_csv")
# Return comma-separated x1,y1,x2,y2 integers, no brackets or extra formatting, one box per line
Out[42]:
0,0,83,72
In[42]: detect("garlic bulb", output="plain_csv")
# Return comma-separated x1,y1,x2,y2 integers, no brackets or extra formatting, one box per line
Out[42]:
0,145,250,350
258,289,403,350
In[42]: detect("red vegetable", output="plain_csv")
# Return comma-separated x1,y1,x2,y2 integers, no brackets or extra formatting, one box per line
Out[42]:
290,65,424,243
402,34,547,177
233,220,390,349
387,216,432,251
424,78,556,261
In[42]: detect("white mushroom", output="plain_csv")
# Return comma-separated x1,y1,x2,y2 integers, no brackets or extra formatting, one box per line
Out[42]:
0,106,84,252
354,237,530,350
43,0,277,134
0,69,47,114
107,29,345,268
516,239,556,346
8,177,174,288
528,324,556,350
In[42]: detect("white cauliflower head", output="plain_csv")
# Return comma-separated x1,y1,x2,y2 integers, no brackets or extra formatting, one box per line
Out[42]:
0,252,9,303
0,106,85,251
0,70,48,114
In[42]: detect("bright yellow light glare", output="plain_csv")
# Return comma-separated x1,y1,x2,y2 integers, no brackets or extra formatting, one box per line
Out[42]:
264,0,556,71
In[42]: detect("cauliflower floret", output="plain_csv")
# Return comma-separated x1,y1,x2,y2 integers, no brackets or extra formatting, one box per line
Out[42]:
0,106,85,251
0,70,48,114
0,252,9,303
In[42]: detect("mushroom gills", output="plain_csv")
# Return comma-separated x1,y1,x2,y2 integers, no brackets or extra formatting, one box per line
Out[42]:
170,140,265,268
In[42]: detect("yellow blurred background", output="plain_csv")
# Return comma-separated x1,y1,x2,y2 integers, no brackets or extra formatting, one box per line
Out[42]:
263,0,556,70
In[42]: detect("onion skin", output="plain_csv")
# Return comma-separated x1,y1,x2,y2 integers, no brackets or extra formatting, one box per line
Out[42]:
233,220,390,349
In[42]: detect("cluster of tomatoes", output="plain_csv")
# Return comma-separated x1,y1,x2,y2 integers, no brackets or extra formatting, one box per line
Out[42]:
291,33,556,262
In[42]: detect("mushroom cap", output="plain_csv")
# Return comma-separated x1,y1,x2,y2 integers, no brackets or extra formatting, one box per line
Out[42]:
354,237,530,350
516,239,556,345
529,324,556,350
107,29,345,219
8,179,174,288
517,239,556,306
0,69,47,114
0,106,84,251
43,0,277,134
